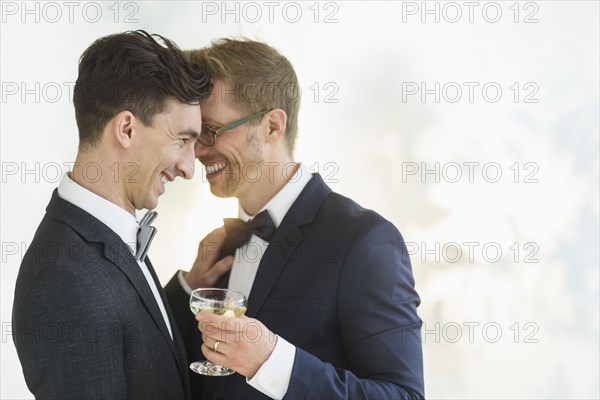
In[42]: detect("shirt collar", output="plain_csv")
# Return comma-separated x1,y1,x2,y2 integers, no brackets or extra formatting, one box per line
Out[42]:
238,163,313,228
57,173,140,253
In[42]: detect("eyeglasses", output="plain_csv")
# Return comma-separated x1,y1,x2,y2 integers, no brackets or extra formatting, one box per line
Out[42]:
199,109,270,147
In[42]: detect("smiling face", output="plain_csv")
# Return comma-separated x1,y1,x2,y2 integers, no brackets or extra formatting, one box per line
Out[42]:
195,81,267,202
126,98,202,211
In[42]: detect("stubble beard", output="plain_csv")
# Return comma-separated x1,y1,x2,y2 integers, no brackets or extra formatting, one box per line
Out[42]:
214,128,265,199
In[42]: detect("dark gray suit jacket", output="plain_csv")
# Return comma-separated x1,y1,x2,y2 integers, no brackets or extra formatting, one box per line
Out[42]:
166,173,424,399
12,190,190,399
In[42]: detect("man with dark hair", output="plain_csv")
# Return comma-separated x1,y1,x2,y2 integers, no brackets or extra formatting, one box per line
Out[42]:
12,30,215,398
166,39,425,399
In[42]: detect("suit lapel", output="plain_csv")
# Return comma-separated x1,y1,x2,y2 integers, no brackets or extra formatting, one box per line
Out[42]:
102,247,177,352
145,258,191,393
246,220,303,317
246,174,332,317
45,191,185,383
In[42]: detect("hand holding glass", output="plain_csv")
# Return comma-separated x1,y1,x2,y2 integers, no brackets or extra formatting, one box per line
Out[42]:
189,288,247,376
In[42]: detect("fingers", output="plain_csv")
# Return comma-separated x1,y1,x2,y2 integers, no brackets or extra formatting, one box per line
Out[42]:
197,227,229,267
187,227,232,288
198,317,277,378
201,342,228,366
189,256,233,288
206,256,233,281
200,227,227,249
202,335,228,354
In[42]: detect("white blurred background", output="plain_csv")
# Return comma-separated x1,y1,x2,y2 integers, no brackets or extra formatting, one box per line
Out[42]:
1,1,598,398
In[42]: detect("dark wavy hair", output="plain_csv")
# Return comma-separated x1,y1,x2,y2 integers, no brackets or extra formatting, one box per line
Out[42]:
74,30,212,150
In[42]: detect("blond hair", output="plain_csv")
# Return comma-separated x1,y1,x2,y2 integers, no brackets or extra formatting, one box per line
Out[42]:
187,38,300,154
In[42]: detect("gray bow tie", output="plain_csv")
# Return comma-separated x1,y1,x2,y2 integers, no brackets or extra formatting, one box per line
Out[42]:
136,211,158,262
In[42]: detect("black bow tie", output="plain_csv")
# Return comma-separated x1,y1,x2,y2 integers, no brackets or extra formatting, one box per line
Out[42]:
136,211,158,262
223,210,276,255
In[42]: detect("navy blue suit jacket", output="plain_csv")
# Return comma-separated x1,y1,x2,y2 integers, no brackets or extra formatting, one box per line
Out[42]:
13,191,190,399
166,173,424,399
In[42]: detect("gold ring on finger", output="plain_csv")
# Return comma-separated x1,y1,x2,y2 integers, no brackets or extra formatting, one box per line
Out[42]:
213,340,221,353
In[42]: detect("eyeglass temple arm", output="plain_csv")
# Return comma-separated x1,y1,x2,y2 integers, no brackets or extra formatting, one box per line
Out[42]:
217,110,270,133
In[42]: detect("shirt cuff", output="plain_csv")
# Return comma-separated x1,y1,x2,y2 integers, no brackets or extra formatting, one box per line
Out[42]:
247,335,296,400
177,270,193,295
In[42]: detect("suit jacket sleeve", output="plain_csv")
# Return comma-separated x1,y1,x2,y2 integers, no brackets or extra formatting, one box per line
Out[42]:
13,265,126,399
285,219,424,399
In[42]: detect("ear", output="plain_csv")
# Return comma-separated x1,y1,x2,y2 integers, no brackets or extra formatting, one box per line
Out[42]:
264,108,287,145
111,110,136,149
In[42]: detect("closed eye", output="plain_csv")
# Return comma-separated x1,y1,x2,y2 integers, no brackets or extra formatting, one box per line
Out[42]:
178,135,198,148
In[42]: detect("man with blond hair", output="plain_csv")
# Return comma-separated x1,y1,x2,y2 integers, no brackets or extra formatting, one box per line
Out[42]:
167,39,424,399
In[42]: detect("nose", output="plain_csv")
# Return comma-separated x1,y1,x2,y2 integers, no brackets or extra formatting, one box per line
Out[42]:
177,142,196,180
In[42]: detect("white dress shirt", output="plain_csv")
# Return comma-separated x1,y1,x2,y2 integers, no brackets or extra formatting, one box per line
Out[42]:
178,163,313,399
58,173,173,339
